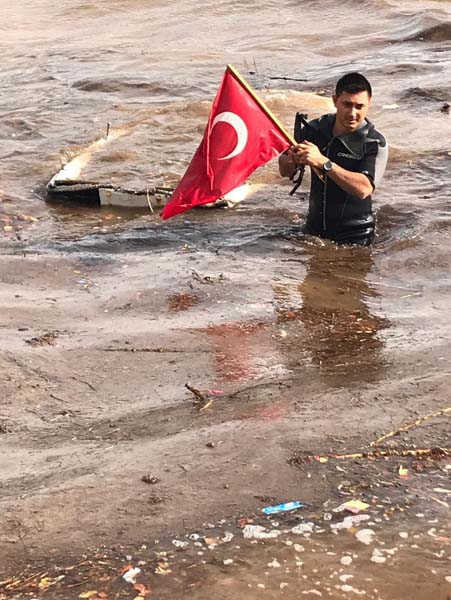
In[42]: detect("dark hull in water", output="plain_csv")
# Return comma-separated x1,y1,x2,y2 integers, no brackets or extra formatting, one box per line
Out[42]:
46,178,174,209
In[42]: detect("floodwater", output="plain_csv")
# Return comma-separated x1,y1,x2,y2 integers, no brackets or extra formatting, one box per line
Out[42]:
0,0,451,369
1,0,451,598
2,0,450,383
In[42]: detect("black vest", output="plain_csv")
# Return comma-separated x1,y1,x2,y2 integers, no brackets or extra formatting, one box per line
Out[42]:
304,114,380,243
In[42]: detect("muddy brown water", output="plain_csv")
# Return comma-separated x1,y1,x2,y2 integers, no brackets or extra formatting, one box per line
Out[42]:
0,1,451,598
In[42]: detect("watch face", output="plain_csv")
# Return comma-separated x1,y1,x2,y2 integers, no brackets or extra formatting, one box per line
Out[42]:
323,160,333,172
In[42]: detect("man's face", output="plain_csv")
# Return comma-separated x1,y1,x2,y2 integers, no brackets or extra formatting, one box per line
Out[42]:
332,90,371,133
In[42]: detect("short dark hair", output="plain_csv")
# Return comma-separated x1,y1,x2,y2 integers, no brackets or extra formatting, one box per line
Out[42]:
335,72,372,98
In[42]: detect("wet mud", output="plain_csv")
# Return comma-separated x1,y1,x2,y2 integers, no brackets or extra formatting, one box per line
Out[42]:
1,232,451,599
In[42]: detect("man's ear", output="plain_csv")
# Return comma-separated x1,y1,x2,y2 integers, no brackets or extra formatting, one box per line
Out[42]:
332,94,338,107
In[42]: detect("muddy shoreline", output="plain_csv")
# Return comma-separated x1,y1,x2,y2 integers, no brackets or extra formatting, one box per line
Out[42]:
1,237,450,597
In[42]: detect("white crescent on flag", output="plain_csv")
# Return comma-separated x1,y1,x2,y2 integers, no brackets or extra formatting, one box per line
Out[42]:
211,111,248,160
161,65,292,219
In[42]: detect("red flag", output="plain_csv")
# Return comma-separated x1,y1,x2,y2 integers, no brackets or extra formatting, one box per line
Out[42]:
161,65,292,220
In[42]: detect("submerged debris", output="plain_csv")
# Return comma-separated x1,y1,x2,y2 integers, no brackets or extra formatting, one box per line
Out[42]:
25,331,59,346
141,475,160,485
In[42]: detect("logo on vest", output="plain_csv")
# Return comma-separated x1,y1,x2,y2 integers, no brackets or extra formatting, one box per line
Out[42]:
337,152,358,160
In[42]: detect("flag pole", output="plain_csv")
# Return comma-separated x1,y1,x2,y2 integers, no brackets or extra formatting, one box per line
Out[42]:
226,64,297,147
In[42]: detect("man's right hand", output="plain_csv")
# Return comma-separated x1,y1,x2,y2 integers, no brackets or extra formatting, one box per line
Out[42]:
278,147,298,178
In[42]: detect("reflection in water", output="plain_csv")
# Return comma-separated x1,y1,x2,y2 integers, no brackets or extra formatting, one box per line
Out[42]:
205,320,293,421
275,246,389,386
204,246,389,390
206,321,272,383
206,320,293,386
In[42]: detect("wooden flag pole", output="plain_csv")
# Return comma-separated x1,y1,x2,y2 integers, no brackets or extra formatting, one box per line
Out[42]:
226,63,297,147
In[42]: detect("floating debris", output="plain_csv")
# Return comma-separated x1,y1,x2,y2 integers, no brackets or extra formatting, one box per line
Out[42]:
267,558,281,568
331,515,370,531
242,525,281,540
25,331,59,346
141,475,160,485
336,500,369,514
371,548,386,564
291,522,314,535
355,528,375,545
171,540,189,549
122,567,141,584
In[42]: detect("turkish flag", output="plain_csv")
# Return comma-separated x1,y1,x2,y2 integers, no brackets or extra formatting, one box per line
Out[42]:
160,65,292,219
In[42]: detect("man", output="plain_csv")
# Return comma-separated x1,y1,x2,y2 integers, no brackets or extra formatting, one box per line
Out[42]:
279,72,388,246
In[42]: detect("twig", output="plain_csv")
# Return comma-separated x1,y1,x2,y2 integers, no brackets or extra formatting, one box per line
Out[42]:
229,381,288,398
267,76,307,82
191,269,213,284
413,371,451,382
49,393,67,403
185,383,207,403
331,447,449,461
253,57,258,75
290,447,451,466
146,189,154,214
3,571,48,590
429,496,449,508
185,383,213,411
71,375,96,391
66,578,92,589
370,407,451,447
103,347,201,353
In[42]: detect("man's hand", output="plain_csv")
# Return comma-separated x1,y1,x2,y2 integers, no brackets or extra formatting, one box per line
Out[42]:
279,142,372,199
279,143,327,179
278,147,298,178
293,141,328,171
289,141,374,199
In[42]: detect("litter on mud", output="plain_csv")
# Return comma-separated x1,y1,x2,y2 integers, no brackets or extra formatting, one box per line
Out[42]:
262,501,305,515
336,500,370,514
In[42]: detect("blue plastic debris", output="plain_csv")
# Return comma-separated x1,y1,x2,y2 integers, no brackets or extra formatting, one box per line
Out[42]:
262,501,305,515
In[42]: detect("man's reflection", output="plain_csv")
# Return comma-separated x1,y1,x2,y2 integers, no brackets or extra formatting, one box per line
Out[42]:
275,244,388,386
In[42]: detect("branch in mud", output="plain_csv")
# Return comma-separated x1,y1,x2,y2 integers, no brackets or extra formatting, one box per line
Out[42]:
267,76,308,82
290,406,451,467
191,270,225,285
25,331,59,347
185,383,213,411
103,347,208,353
369,406,451,447
289,446,451,466
243,58,307,82
71,374,96,391
228,381,289,398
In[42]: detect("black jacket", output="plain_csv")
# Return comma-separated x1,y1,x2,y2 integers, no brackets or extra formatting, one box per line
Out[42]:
303,113,388,244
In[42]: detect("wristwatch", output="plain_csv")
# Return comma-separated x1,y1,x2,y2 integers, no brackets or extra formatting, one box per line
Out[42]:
322,160,333,174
